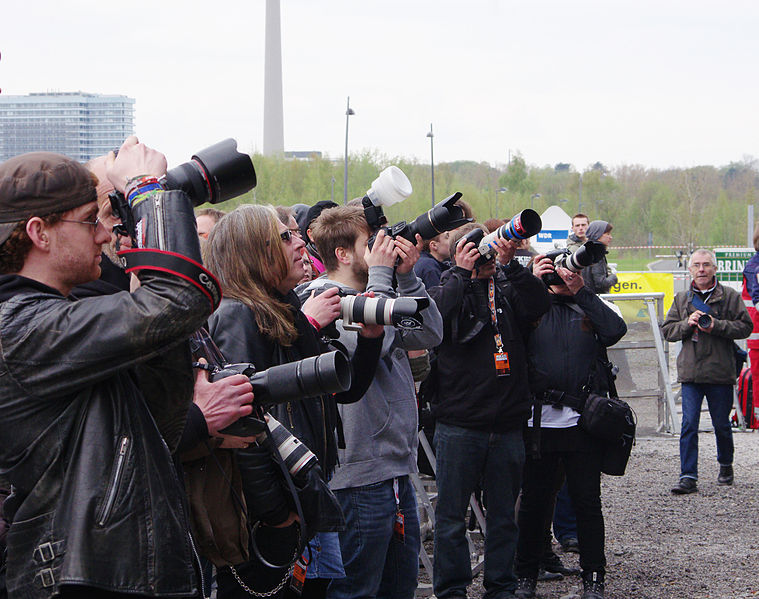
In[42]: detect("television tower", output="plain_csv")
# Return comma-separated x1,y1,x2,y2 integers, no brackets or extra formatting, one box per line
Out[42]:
263,0,284,155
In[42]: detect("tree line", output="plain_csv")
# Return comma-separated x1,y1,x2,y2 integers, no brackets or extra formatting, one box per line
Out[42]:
212,151,759,249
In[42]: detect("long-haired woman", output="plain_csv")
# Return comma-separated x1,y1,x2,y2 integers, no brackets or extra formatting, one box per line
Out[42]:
204,204,383,599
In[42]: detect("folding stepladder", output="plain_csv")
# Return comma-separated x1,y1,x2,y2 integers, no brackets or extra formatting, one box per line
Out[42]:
411,430,486,597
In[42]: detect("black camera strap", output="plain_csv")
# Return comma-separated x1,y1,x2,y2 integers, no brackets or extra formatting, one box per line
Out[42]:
118,248,222,310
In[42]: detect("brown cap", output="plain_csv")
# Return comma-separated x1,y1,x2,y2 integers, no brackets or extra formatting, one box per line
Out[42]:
0,152,97,245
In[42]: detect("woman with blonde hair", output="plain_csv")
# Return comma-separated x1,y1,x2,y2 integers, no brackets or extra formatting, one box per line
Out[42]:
204,204,384,599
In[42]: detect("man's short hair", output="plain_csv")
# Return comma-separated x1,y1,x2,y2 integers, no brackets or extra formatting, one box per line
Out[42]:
195,207,226,224
309,206,370,272
690,248,717,267
572,213,589,225
483,218,505,233
753,223,759,252
275,205,293,225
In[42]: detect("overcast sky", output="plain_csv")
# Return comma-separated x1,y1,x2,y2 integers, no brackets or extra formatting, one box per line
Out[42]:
2,0,758,170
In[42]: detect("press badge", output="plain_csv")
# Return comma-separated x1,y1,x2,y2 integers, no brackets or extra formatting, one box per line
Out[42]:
393,511,406,543
289,556,308,595
494,351,510,377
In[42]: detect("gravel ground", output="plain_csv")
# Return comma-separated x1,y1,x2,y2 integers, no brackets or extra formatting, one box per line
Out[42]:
418,374,759,598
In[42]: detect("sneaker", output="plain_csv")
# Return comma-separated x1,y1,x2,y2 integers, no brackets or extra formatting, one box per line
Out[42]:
560,537,580,553
514,577,537,599
581,572,605,598
670,478,698,494
540,552,580,576
717,465,734,485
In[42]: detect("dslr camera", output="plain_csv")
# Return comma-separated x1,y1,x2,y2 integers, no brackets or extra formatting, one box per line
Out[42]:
462,210,543,268
361,166,471,249
541,240,607,286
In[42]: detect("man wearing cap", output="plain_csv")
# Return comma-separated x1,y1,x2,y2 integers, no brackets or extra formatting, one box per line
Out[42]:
0,136,221,598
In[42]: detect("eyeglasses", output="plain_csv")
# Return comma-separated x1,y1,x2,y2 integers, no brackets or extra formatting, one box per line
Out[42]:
280,230,294,242
289,228,302,237
60,217,102,231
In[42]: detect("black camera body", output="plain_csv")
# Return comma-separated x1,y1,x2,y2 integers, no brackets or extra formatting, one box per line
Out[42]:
365,192,471,250
542,240,607,286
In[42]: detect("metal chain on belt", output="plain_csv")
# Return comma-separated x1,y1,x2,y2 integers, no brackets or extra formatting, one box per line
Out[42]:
228,561,295,597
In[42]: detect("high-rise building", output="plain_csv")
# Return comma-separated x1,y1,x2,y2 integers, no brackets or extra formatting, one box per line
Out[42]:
0,92,135,162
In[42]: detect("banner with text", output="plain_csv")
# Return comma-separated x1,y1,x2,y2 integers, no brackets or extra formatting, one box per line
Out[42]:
608,272,675,322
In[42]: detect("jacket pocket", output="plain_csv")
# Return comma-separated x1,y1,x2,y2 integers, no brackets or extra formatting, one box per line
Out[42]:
97,436,130,527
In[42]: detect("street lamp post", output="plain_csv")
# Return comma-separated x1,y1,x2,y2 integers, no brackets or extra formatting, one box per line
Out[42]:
531,193,541,210
426,123,435,208
343,96,355,205
330,176,335,203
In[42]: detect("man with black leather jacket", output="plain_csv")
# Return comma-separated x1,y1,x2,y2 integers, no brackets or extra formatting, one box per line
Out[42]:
514,256,627,599
0,137,221,599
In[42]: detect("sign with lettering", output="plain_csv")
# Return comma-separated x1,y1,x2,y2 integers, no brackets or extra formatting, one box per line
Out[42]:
714,247,753,287
608,272,675,321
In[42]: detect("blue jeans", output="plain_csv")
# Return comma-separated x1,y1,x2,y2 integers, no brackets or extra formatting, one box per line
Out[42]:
553,481,578,544
327,476,420,599
433,423,525,599
680,382,734,480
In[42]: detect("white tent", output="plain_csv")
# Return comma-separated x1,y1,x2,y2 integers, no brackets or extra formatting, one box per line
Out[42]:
531,205,573,253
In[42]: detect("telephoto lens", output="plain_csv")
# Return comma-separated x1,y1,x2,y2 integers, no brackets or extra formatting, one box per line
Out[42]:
463,210,543,268
339,294,430,331
541,240,607,286
267,415,319,479
163,138,257,206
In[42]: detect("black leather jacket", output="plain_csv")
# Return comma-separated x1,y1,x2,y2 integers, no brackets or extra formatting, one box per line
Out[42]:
208,291,382,475
0,267,211,598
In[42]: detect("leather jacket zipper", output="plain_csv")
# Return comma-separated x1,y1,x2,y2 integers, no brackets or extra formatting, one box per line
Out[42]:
187,531,206,598
98,436,129,527
154,195,166,250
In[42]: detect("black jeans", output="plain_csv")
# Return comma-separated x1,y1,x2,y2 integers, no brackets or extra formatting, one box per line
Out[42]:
515,426,605,578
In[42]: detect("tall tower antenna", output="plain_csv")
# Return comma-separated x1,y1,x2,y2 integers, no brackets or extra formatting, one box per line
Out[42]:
263,0,284,155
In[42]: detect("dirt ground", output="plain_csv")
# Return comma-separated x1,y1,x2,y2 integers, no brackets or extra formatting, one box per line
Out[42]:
418,389,759,598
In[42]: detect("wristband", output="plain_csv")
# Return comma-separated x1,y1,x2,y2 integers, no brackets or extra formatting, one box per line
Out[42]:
306,314,322,332
125,175,164,206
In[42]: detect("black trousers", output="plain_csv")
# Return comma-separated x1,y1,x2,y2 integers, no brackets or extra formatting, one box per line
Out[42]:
515,426,606,578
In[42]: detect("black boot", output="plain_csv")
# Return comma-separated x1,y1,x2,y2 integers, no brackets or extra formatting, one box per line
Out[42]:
581,571,604,598
514,577,537,599
718,465,734,485
540,550,580,576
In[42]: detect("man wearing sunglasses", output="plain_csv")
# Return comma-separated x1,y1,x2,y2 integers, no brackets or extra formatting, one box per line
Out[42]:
0,137,221,598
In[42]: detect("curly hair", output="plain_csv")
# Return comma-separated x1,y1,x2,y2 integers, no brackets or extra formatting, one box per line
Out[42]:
0,213,64,274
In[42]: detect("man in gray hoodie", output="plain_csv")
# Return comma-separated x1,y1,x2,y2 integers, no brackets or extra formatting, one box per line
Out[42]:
303,205,443,599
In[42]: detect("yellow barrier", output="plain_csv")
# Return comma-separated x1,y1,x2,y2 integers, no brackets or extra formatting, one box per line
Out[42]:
609,273,674,321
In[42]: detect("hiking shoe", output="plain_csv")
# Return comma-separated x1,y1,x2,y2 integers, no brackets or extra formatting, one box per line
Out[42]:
560,537,580,553
670,478,698,494
514,577,537,599
581,572,605,598
541,551,580,576
717,465,734,485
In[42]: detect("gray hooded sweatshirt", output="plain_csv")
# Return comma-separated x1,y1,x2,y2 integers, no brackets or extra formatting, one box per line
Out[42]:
299,266,443,490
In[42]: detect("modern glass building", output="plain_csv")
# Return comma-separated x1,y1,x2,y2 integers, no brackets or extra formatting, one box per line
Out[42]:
0,92,135,162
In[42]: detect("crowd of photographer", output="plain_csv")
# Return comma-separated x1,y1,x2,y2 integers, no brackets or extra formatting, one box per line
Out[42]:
0,136,658,599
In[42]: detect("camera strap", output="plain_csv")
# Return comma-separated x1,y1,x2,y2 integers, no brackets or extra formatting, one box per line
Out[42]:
488,277,510,376
118,248,222,311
